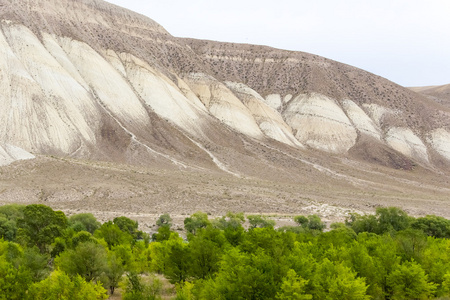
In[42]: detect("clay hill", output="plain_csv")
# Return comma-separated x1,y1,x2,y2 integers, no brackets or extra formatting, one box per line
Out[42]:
0,0,449,223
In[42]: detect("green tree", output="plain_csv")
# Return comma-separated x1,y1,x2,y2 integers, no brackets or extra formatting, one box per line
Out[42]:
311,258,370,300
156,214,172,228
213,212,245,230
0,204,25,221
421,238,450,296
345,241,384,298
110,244,134,271
72,231,98,248
103,252,124,295
184,212,210,235
345,213,379,234
132,241,153,273
113,216,138,237
94,221,133,249
164,236,191,284
369,234,400,298
28,269,108,300
174,281,194,300
347,207,412,235
247,215,275,229
208,247,279,299
376,207,411,233
306,215,326,231
16,204,67,253
0,260,32,300
286,242,316,289
55,242,108,282
152,226,172,242
0,214,18,241
276,269,312,300
148,241,169,274
68,213,101,234
0,240,32,300
213,212,245,246
294,215,325,232
51,236,67,258
411,215,450,238
121,272,162,300
122,272,144,300
395,229,427,262
22,246,50,282
442,272,450,297
294,216,308,227
387,261,436,300
189,230,223,279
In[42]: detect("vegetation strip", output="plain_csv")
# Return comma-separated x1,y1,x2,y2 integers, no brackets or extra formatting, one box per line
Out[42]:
1,204,450,299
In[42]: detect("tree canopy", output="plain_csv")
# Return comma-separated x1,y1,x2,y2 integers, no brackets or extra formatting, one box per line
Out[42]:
1,204,450,299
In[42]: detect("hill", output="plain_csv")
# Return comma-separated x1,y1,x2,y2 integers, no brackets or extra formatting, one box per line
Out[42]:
0,0,449,219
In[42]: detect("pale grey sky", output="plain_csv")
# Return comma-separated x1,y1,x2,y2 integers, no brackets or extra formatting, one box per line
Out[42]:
105,0,450,87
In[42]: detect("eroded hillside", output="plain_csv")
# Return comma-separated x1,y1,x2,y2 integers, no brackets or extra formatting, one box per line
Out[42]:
0,0,449,218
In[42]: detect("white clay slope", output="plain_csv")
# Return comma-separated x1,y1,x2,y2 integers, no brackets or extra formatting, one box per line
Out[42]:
428,129,450,160
0,144,35,166
342,99,381,140
0,25,94,154
225,82,303,147
263,94,293,111
385,128,429,162
283,93,357,153
57,37,151,128
264,94,283,111
183,73,263,138
117,53,210,138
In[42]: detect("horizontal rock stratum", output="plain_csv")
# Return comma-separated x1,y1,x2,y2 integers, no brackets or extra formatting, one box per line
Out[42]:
0,0,449,175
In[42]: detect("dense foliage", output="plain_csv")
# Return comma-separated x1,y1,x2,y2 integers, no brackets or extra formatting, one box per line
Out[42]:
1,204,450,299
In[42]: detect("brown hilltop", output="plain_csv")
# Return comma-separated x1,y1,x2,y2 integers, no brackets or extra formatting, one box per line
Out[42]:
411,84,450,108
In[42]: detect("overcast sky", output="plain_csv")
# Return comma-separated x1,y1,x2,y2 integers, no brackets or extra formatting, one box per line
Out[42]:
105,0,450,87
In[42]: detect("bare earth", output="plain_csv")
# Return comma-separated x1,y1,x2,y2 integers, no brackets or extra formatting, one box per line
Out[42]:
1,155,448,233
